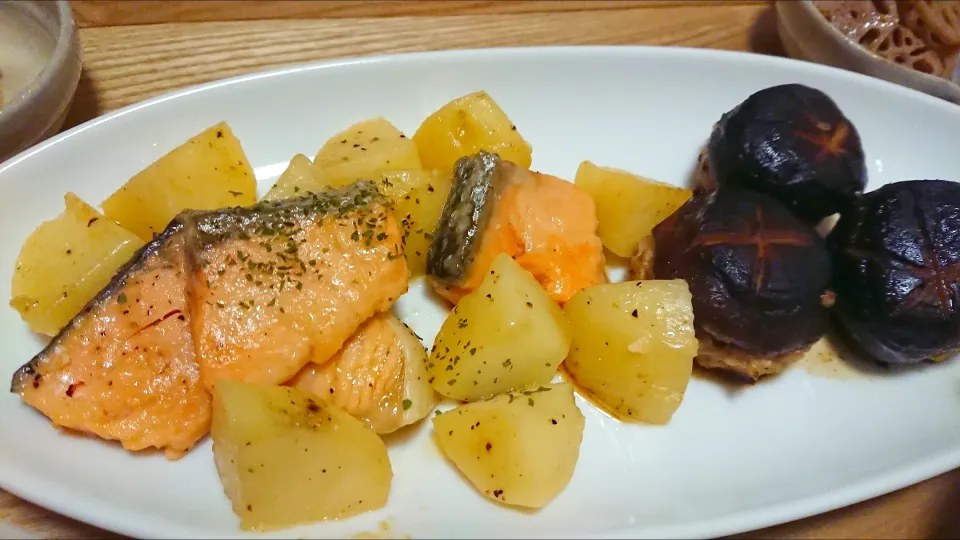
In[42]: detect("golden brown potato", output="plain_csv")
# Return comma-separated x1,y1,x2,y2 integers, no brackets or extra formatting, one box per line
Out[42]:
563,280,697,424
433,382,584,509
315,118,422,186
10,193,144,335
413,91,532,173
289,313,437,434
427,254,571,402
101,122,257,240
574,161,691,258
211,380,392,532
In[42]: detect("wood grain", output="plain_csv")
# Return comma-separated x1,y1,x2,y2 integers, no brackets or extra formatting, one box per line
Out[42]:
2,1,958,539
738,468,960,539
70,1,768,28
64,3,783,128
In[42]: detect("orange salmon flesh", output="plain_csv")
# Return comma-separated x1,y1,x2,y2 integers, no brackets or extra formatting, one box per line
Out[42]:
12,226,210,459
11,182,409,459
433,164,607,305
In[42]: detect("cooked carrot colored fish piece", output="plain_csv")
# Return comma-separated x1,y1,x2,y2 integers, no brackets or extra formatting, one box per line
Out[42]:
10,222,211,459
185,180,409,389
427,152,606,305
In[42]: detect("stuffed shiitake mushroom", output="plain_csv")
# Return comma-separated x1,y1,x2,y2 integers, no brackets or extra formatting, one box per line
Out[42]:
707,84,867,223
652,188,833,380
829,179,960,366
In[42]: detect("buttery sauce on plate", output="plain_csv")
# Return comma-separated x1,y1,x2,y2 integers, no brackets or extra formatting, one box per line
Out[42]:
351,520,410,539
689,337,866,386
558,364,638,423
0,8,53,109
795,337,864,380
562,335,868,422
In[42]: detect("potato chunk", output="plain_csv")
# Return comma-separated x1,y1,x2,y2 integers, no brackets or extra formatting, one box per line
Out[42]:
413,91,532,173
101,122,257,240
574,161,691,258
427,254,570,402
563,280,697,424
10,193,144,335
211,380,392,532
290,313,437,434
262,153,330,201
433,382,584,509
315,118,422,187
377,169,452,275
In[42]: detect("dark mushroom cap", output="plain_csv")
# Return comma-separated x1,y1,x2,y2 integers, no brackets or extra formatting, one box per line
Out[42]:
653,188,832,357
828,179,960,365
707,83,867,222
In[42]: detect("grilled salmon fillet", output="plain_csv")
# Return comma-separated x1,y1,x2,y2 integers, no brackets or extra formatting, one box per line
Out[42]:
428,152,606,305
10,181,409,458
185,180,409,389
10,223,210,459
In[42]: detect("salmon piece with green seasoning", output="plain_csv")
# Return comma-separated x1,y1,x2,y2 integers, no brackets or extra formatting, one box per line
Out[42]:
11,222,210,459
185,180,409,389
10,181,409,458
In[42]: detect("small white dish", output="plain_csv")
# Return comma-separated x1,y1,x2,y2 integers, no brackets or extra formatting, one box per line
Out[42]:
1,46,959,540
776,0,960,105
0,0,80,163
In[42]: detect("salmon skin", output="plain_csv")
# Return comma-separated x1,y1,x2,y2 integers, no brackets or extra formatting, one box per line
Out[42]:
427,152,606,305
10,180,409,459
427,151,507,283
10,220,211,459
184,180,409,390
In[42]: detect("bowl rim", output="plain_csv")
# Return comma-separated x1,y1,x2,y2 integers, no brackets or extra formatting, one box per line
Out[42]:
0,0,77,121
787,0,960,97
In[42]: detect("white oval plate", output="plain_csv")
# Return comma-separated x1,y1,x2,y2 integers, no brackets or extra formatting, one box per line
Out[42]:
1,46,959,540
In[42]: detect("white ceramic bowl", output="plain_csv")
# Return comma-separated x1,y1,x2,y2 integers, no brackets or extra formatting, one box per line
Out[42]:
776,0,960,105
0,1,81,163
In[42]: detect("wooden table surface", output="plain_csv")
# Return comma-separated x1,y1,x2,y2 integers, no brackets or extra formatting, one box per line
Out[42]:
2,1,958,538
